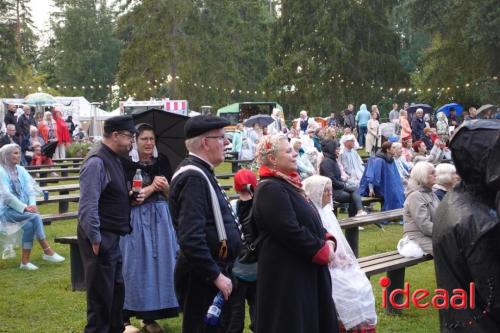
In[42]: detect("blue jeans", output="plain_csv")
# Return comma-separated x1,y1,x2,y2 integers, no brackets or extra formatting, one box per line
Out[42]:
3,209,46,249
358,125,367,147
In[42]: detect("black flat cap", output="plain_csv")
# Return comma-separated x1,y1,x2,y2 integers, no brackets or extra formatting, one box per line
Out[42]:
103,115,138,135
184,115,230,139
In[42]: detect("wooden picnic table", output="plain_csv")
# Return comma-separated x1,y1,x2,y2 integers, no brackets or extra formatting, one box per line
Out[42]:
339,208,404,257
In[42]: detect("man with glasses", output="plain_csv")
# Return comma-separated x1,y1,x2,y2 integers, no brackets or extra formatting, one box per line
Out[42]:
169,115,242,332
78,115,143,333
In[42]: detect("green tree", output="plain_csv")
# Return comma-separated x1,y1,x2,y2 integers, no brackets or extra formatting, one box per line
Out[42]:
50,0,121,103
117,0,272,110
267,0,408,117
408,0,500,106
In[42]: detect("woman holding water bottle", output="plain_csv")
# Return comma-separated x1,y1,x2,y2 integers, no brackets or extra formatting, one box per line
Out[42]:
120,123,179,333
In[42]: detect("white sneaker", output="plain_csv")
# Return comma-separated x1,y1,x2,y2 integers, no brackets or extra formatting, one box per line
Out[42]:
42,252,65,263
20,262,39,270
358,226,365,231
356,211,368,217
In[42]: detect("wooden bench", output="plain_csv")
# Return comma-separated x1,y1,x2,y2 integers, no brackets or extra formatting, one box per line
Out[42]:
27,167,81,175
216,172,235,180
53,158,84,163
359,250,433,314
54,236,85,291
25,162,82,170
41,211,78,225
36,193,80,213
339,208,404,257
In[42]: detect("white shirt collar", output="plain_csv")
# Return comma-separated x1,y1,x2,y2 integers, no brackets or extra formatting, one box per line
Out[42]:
189,152,214,169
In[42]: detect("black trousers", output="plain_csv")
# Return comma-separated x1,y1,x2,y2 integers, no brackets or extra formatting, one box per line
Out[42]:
175,256,229,333
77,225,125,333
223,277,257,333
333,189,363,217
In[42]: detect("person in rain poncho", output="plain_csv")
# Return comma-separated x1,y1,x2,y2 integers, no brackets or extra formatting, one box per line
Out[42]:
0,143,64,269
303,175,377,332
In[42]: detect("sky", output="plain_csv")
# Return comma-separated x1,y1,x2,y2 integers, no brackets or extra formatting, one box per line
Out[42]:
30,0,54,32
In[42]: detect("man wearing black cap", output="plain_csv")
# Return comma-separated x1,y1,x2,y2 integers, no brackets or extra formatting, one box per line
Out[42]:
78,115,144,333
169,115,242,332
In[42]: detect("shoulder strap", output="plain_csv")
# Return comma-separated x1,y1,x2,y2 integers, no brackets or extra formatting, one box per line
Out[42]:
173,165,228,259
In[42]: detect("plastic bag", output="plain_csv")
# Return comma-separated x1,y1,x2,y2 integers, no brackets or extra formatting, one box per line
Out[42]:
397,236,424,258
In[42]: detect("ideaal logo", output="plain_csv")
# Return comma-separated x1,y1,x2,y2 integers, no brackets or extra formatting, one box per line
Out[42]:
379,277,475,309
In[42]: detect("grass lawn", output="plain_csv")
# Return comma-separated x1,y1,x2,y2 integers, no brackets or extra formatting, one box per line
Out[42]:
0,162,440,332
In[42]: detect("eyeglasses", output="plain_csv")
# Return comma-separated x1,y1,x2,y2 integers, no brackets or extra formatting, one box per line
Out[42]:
205,135,226,142
117,131,135,140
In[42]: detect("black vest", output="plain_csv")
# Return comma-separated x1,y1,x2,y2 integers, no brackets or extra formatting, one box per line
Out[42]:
86,144,131,235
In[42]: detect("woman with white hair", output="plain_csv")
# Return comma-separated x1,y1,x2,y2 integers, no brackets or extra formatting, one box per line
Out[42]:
402,162,440,255
37,111,57,144
0,144,64,269
303,175,377,332
433,163,459,201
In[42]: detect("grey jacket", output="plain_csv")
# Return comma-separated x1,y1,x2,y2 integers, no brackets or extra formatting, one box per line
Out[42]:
403,184,440,254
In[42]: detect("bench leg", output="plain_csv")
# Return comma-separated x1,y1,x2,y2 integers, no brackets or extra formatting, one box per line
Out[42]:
385,268,405,315
345,228,359,258
59,190,69,213
69,243,86,291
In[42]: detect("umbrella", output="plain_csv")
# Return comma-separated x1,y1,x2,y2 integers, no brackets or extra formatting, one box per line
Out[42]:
24,92,57,106
407,103,433,113
243,114,274,128
436,103,463,117
41,141,58,158
131,108,189,173
477,104,496,115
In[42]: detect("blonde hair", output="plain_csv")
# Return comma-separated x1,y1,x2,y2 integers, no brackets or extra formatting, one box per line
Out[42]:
256,134,288,166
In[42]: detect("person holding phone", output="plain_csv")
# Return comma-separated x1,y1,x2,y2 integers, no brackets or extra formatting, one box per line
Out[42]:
120,123,179,333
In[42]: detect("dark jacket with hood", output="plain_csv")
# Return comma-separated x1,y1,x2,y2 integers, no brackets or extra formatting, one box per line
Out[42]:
433,120,500,332
319,139,347,191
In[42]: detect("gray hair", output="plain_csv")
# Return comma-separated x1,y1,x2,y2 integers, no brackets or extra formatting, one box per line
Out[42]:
416,108,424,114
409,161,434,187
0,143,21,167
44,111,52,121
392,142,402,149
435,163,456,186
185,135,203,153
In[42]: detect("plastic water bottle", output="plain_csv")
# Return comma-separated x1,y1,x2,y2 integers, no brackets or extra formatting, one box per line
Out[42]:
204,291,225,326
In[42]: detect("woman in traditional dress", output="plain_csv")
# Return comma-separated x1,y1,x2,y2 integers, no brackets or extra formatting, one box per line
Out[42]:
121,124,179,333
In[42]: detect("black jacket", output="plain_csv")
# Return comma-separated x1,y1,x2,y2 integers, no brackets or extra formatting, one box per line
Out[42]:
433,185,500,332
319,139,346,190
253,177,337,333
169,155,242,282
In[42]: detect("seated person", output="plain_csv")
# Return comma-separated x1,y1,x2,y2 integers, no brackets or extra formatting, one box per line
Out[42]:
413,139,449,165
339,134,365,187
392,142,412,186
0,143,64,270
303,175,377,332
422,128,434,151
291,138,315,180
320,139,366,217
402,162,439,255
359,142,405,212
339,127,359,154
29,142,53,167
432,163,459,201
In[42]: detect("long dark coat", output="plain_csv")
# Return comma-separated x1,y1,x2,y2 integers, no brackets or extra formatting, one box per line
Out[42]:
253,177,338,333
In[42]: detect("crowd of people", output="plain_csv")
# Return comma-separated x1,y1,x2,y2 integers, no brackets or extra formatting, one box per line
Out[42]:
1,103,76,167
0,100,498,333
